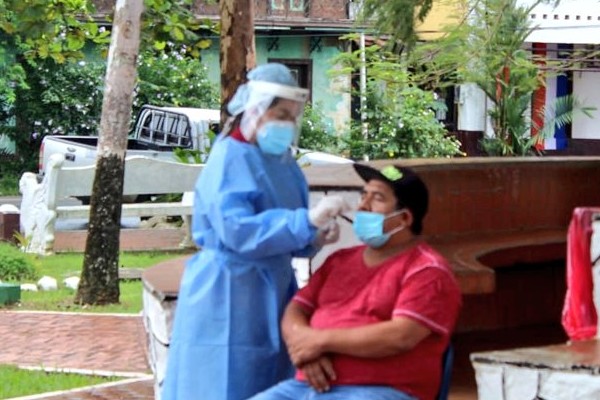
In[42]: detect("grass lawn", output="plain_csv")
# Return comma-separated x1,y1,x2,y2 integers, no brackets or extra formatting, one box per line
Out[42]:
0,364,119,399
0,172,19,196
0,249,190,397
3,250,192,314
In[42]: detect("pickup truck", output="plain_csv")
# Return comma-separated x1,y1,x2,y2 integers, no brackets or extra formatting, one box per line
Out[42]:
38,105,221,177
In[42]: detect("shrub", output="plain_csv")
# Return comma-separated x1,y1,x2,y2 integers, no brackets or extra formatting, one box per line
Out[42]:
2,50,219,172
134,49,220,114
341,85,463,160
0,242,38,282
299,102,340,154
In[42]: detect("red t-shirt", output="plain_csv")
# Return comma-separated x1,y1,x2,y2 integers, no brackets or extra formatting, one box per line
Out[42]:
293,242,462,400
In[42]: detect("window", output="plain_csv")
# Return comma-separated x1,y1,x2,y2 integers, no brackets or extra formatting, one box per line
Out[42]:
270,0,284,10
289,0,305,12
268,58,312,103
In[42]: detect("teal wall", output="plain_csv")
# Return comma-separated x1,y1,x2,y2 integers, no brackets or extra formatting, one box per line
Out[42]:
201,34,350,135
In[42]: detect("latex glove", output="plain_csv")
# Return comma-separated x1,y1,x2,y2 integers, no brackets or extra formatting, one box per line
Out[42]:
315,220,340,247
308,195,350,228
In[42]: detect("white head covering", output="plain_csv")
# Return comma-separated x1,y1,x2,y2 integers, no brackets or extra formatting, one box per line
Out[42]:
226,63,309,140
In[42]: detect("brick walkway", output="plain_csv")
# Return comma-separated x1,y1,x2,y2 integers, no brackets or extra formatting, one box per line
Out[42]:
0,228,187,399
1,227,479,399
0,310,154,399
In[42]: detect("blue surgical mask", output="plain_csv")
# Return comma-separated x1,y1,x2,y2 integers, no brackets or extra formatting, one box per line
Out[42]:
256,121,295,155
352,210,406,248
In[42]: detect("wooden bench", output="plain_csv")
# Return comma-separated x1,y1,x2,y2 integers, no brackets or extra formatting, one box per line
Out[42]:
19,153,203,255
303,157,600,294
140,156,600,394
302,157,600,333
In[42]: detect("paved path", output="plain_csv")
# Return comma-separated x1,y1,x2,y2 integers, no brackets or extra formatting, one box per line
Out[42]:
0,225,477,399
0,311,155,399
0,225,188,399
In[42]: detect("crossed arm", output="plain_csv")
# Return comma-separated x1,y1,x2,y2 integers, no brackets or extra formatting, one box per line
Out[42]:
281,301,432,392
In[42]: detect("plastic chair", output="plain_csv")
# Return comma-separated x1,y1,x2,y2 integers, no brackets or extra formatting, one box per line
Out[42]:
436,343,454,400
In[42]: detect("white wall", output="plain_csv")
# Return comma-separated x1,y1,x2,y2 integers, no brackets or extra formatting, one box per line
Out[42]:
458,83,486,132
523,0,600,44
572,71,600,139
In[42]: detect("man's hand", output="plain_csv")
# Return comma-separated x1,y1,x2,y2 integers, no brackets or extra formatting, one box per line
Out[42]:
286,324,325,366
301,356,336,393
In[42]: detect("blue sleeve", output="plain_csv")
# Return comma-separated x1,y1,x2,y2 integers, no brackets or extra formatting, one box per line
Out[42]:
193,139,318,260
292,242,319,258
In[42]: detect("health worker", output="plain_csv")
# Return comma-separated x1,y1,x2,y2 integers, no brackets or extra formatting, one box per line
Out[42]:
161,63,350,400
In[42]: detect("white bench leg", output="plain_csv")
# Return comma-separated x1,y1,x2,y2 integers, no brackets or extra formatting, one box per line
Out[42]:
179,215,194,249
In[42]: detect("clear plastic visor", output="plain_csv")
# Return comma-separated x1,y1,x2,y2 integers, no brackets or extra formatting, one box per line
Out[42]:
240,82,309,142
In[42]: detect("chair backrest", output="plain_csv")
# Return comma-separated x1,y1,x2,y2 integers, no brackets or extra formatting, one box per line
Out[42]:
436,343,454,400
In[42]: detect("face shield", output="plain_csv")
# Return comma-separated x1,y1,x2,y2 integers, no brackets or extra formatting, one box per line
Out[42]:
231,80,309,143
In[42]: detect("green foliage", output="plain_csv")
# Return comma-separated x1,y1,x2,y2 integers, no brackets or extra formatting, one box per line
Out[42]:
29,61,106,137
331,39,463,160
4,60,105,171
7,250,189,313
0,1,218,171
298,102,340,153
341,85,462,159
0,242,38,282
0,49,219,172
141,0,217,59
0,365,118,399
537,94,596,140
410,0,543,155
359,0,434,51
134,49,220,114
0,170,19,196
0,46,27,108
0,0,108,64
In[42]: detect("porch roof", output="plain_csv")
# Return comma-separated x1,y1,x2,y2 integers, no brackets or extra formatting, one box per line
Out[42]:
524,0,600,44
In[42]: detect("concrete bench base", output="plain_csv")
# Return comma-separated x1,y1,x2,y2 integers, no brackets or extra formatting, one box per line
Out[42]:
471,340,600,400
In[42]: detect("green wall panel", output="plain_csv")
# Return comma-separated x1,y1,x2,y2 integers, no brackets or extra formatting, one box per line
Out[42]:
198,34,350,135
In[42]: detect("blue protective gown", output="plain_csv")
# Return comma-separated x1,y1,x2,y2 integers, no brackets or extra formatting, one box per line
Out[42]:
161,135,318,400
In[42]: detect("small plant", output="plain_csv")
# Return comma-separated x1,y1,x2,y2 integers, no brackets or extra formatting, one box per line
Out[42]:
0,242,38,282
12,230,30,250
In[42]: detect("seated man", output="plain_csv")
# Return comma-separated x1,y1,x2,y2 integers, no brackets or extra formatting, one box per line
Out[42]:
249,164,462,400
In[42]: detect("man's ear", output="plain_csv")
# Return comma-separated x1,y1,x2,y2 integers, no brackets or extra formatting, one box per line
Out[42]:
402,209,414,230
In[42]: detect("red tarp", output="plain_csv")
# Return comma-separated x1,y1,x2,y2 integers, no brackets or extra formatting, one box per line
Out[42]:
562,207,599,341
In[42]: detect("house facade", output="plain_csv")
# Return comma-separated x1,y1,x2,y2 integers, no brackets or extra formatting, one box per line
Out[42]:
88,0,363,135
190,0,361,134
453,0,600,154
526,0,600,153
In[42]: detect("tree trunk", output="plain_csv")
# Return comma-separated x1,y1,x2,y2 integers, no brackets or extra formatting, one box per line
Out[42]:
75,0,143,305
219,0,256,126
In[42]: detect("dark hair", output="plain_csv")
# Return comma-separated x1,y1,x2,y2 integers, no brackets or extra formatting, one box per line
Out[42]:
353,164,429,235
